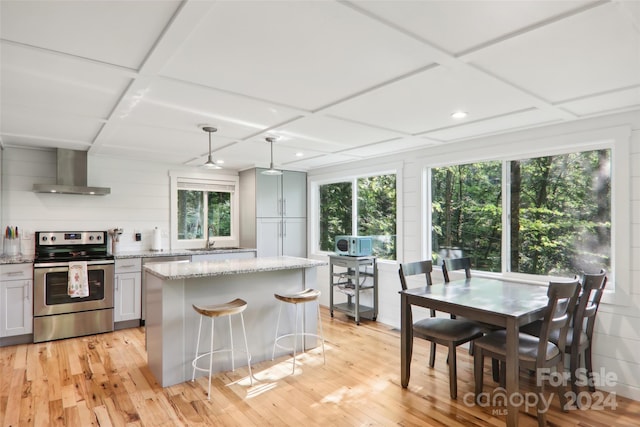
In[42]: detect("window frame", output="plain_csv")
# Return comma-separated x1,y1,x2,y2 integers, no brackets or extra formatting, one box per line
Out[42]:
310,162,403,262
422,126,630,305
169,171,240,250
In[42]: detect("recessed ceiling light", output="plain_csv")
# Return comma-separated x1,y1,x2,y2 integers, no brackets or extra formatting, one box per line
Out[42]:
295,152,304,157
451,111,468,119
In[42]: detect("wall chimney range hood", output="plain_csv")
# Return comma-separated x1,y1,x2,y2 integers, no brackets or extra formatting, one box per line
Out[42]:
33,148,111,195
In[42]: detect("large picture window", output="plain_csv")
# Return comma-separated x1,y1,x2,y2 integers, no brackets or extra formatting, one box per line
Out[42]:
430,149,611,277
431,161,502,271
319,174,397,260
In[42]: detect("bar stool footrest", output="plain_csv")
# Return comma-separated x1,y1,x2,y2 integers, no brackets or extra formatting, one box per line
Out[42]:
192,349,252,374
273,332,323,355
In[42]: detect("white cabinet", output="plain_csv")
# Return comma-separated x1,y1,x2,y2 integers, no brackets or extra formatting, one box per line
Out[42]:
240,168,307,257
114,258,141,323
0,263,33,337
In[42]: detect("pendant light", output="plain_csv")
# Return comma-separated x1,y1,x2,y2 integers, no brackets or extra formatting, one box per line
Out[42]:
201,126,222,169
262,136,282,176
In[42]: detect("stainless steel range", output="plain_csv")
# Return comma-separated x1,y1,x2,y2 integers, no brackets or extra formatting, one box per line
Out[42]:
33,231,114,343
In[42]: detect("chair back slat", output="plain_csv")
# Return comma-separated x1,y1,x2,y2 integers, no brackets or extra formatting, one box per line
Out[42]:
399,261,434,318
398,261,433,291
536,280,581,365
576,270,607,341
442,257,471,282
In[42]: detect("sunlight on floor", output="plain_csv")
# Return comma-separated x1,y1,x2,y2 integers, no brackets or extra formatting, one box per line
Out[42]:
228,345,331,399
319,377,391,405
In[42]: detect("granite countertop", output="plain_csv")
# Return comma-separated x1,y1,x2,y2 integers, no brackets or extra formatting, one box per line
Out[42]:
1,248,256,264
144,256,327,280
114,247,256,259
0,256,34,265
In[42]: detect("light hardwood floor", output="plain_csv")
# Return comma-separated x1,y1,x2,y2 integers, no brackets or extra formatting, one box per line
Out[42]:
1,308,637,426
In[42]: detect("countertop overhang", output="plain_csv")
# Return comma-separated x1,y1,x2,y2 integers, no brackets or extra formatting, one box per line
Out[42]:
144,256,327,280
114,247,256,259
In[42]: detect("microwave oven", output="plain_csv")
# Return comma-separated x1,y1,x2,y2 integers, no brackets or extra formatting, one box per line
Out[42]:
334,236,372,257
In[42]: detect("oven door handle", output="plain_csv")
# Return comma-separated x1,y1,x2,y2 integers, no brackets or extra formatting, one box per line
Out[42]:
34,260,115,268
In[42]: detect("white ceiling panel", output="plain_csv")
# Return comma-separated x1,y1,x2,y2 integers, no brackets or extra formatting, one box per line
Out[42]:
119,78,302,138
0,134,91,152
0,0,181,69
468,3,640,103
354,0,595,55
324,65,536,134
1,108,101,148
285,153,361,169
160,0,435,110
97,144,198,166
338,136,438,158
101,124,235,163
422,108,563,141
0,44,132,119
213,139,328,170
559,87,640,117
270,116,402,150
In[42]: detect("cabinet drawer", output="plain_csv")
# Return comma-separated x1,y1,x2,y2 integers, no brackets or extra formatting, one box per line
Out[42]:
0,263,32,281
115,258,142,273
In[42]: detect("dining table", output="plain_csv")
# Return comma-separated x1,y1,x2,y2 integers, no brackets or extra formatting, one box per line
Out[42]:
400,277,551,427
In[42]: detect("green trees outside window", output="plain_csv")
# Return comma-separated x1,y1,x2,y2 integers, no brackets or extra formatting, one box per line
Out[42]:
510,150,610,275
319,174,396,260
431,149,611,276
431,161,502,271
178,189,231,240
319,182,352,251
358,175,396,259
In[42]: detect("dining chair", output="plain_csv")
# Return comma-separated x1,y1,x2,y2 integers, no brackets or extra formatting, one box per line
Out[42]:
441,256,472,283
521,270,607,396
442,256,501,380
399,260,484,399
473,279,581,427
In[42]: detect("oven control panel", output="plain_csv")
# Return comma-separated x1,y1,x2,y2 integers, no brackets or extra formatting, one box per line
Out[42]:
37,231,105,246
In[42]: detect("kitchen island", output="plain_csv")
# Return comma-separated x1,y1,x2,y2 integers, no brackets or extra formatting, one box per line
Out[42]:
144,256,326,387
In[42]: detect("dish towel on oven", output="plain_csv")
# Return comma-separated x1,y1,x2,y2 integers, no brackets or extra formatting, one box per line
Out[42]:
68,261,89,298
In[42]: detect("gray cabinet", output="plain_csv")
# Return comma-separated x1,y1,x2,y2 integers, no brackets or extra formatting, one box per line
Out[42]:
256,217,306,257
256,170,306,218
114,258,141,325
0,148,3,232
0,263,33,337
240,168,307,257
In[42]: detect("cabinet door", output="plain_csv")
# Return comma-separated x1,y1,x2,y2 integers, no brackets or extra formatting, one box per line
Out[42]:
282,217,307,257
1,279,33,336
282,171,306,217
256,170,282,217
114,272,141,322
257,217,282,257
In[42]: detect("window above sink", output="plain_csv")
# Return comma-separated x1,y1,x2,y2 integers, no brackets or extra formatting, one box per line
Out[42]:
169,171,240,251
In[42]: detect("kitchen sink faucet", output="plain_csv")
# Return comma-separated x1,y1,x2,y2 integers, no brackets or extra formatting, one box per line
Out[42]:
205,226,215,249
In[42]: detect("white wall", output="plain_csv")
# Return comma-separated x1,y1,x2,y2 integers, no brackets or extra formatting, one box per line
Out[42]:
0,147,238,255
308,110,640,401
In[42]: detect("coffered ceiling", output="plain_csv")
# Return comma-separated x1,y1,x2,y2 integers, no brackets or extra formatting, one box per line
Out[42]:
1,0,639,171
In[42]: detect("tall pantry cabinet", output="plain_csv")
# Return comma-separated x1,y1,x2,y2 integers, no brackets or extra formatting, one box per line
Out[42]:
239,168,307,257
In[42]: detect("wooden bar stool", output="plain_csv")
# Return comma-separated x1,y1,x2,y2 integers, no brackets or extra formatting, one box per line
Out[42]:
191,298,253,399
271,289,326,374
